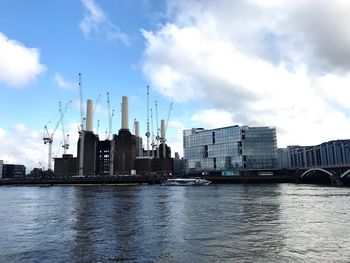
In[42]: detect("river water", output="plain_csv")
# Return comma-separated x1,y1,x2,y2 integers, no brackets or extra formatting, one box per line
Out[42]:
0,184,349,262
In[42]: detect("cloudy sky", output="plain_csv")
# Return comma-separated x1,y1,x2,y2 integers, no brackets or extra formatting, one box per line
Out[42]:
1,0,350,171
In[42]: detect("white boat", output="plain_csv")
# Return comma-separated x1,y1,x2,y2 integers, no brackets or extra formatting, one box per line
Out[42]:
161,178,212,186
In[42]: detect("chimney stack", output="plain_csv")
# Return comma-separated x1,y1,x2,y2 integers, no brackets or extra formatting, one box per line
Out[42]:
135,120,140,137
121,96,128,130
86,99,93,132
160,119,166,140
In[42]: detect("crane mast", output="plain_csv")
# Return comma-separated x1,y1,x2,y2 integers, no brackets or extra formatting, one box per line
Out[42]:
150,108,155,157
145,85,150,156
155,100,160,158
165,102,173,139
43,100,71,170
78,73,85,176
107,92,115,175
59,101,71,154
93,93,101,134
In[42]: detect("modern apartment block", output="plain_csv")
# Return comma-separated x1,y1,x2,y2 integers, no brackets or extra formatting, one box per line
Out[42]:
183,126,278,173
278,140,350,169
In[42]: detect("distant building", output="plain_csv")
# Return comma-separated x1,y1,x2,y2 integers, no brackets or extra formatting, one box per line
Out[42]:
54,96,174,176
0,160,3,179
183,126,278,173
173,152,184,176
278,140,350,169
277,148,289,169
54,154,78,176
2,164,26,179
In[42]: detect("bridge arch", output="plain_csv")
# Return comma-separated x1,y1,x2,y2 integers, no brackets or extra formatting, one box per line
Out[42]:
340,169,350,179
300,168,334,179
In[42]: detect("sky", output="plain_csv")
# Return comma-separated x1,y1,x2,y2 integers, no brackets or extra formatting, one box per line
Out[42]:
1,0,350,172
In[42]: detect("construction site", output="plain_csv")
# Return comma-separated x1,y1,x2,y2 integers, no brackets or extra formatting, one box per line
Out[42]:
43,74,181,178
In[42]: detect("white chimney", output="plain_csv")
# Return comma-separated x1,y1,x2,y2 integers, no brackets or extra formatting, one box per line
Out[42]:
161,119,166,139
135,120,140,137
121,96,128,130
86,99,93,132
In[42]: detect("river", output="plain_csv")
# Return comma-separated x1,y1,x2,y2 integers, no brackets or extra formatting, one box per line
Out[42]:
0,184,349,262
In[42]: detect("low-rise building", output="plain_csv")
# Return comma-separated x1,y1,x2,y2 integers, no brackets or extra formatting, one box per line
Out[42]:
2,164,26,179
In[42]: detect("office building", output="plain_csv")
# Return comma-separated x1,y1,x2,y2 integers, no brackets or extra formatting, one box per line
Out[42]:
183,125,278,173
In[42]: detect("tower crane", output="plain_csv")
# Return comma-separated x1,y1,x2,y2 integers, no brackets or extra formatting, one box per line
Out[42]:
155,100,160,158
106,92,115,140
78,73,85,176
43,100,71,171
93,94,101,134
159,102,173,158
96,119,100,136
59,100,72,154
165,102,173,139
145,86,151,156
107,92,115,175
150,108,155,157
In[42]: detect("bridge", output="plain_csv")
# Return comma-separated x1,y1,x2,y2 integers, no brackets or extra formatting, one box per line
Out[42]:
299,165,350,186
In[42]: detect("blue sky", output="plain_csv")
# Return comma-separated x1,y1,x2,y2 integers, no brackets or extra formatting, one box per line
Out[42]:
2,0,350,171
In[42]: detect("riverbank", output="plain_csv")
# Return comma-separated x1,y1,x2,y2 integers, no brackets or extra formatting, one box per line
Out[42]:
0,174,298,186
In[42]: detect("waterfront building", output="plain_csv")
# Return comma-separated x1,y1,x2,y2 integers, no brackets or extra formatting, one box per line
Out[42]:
0,160,2,179
277,148,290,169
54,154,78,176
2,164,26,179
54,96,174,176
183,126,278,173
278,139,350,169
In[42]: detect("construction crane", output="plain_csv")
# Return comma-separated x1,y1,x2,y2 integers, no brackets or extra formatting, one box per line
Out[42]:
78,73,85,176
158,102,173,158
79,73,85,130
155,100,160,158
106,92,114,140
96,119,100,136
93,94,101,134
59,100,72,154
43,100,71,171
165,102,173,139
107,92,115,175
150,108,155,157
145,85,151,156
93,94,101,114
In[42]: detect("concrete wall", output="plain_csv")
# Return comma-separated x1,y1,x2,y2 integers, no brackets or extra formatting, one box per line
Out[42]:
54,154,78,176
77,131,98,175
114,130,136,175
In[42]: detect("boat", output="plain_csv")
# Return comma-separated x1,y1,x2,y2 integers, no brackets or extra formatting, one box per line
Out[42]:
161,178,212,186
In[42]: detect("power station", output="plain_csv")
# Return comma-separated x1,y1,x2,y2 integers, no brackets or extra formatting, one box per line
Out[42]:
54,96,174,177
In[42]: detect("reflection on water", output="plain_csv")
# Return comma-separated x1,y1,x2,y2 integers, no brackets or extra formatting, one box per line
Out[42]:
0,184,350,262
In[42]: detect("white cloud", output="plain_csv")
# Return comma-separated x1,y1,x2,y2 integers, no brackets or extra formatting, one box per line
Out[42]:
0,32,46,87
54,72,76,89
80,0,129,45
141,0,350,148
190,109,237,129
0,122,80,172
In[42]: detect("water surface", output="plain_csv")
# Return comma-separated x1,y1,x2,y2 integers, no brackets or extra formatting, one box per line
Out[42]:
0,184,349,262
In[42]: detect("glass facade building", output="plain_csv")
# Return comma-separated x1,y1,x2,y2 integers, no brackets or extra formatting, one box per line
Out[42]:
278,140,350,169
183,126,278,173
